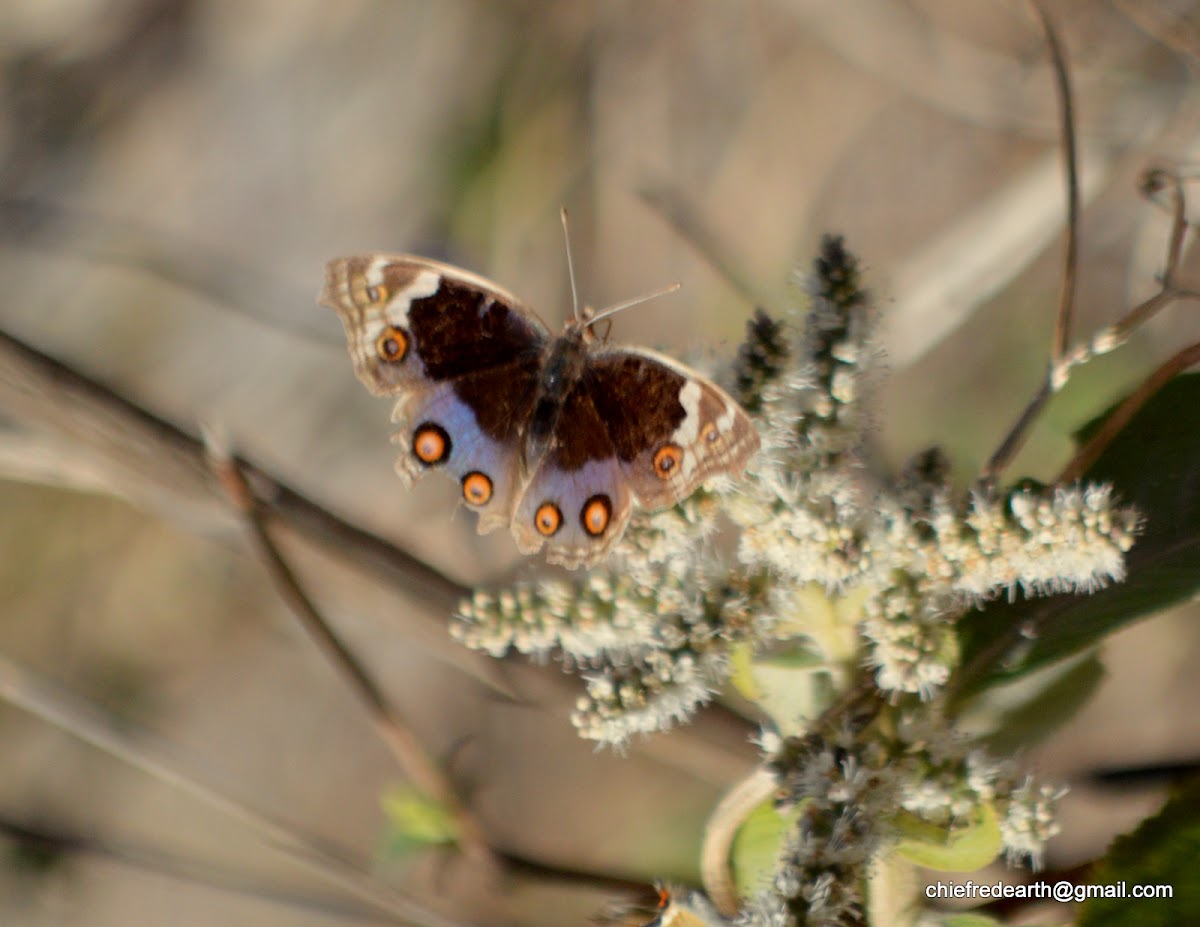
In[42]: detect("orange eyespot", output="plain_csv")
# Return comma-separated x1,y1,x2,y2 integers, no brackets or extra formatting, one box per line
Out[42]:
461,471,493,506
652,444,684,479
375,325,408,363
700,421,718,443
580,494,612,537
412,423,451,466
365,283,389,304
534,502,563,537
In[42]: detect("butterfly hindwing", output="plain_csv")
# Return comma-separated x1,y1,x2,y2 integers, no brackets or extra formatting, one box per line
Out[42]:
511,386,634,569
392,361,539,534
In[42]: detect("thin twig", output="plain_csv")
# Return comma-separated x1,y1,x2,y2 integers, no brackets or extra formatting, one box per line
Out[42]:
980,379,1054,486
0,814,390,922
981,166,1199,483
0,326,507,694
0,654,462,927
979,3,1079,483
1057,341,1200,484
204,439,494,863
1151,167,1190,283
1029,0,1080,363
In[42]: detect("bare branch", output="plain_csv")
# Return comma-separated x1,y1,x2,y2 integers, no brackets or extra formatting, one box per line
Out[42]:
981,166,1200,483
204,439,494,862
0,653,461,927
0,326,507,692
1057,341,1200,484
1028,0,1080,363
0,814,392,923
978,3,1080,484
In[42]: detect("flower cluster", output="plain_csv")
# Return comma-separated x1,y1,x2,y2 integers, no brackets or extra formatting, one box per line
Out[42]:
731,713,1065,927
758,726,896,927
450,235,1139,925
452,496,762,745
891,711,1064,870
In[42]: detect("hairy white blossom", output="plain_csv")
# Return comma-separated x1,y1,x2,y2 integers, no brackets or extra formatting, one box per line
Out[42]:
735,892,794,927
999,777,1066,869
569,646,729,746
450,237,1135,924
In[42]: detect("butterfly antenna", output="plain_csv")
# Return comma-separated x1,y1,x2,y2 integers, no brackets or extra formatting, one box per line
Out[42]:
561,206,681,326
561,206,583,322
588,282,682,325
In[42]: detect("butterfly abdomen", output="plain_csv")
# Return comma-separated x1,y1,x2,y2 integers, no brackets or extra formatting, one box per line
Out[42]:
524,330,589,467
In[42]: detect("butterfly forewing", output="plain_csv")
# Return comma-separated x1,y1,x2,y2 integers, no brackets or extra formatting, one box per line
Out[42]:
585,348,760,510
322,254,548,395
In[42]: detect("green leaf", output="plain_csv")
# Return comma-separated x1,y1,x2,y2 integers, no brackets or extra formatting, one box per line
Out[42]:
728,643,761,701
730,642,835,735
958,653,1105,752
954,373,1200,701
1078,776,1200,927
380,785,460,857
893,802,1002,872
730,800,799,898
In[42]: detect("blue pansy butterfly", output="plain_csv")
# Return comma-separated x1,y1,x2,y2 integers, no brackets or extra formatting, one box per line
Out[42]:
322,254,759,568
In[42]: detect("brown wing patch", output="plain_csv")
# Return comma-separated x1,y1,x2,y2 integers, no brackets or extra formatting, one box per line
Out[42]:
548,383,621,471
321,255,548,396
408,279,546,382
450,354,541,443
584,349,759,511
582,354,689,463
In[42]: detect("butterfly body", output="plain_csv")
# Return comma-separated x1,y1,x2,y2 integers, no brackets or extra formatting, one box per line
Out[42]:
524,323,590,470
322,254,759,568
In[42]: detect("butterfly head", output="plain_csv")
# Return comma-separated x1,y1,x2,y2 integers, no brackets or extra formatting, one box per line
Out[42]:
564,305,608,344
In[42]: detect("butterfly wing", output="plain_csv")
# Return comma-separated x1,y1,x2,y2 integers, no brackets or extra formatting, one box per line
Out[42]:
389,361,541,533
584,347,760,510
322,254,549,393
508,347,759,569
322,255,547,532
510,384,634,569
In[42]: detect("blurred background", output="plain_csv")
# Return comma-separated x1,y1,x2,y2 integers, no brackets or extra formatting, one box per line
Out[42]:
1,1,1199,924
